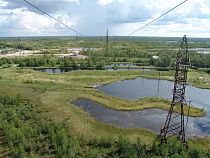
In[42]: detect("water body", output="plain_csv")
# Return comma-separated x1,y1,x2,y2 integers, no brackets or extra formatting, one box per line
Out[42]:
173,48,210,51
171,48,210,54
197,51,210,54
34,68,72,73
72,78,210,136
107,64,138,67
189,48,210,50
34,68,156,73
73,99,166,133
96,78,210,111
105,68,157,71
73,99,210,137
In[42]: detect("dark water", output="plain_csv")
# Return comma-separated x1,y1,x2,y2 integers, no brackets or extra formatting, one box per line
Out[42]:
96,78,210,111
34,68,72,73
73,99,210,136
108,64,138,67
73,99,166,133
172,48,210,54
34,68,156,73
73,77,210,136
105,68,157,71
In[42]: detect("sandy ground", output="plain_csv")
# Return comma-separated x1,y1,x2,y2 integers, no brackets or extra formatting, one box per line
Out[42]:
0,50,40,58
0,49,88,59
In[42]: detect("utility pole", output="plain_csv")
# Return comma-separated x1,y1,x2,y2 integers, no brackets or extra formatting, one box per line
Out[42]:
160,35,190,147
17,38,20,52
106,29,109,62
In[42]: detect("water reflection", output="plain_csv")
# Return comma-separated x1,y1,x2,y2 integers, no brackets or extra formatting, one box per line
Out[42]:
34,68,157,73
107,64,138,67
96,78,210,112
197,51,210,54
34,68,72,73
95,77,210,136
73,99,210,136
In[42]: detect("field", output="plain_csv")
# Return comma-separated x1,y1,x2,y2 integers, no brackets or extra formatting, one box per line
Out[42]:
0,36,210,157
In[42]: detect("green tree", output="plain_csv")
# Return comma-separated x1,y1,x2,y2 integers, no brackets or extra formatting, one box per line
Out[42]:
72,59,79,70
18,142,27,157
189,147,202,158
87,58,94,69
80,60,87,70
64,57,71,67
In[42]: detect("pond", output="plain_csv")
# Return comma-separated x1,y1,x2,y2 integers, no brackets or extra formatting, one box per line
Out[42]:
73,77,210,137
73,99,210,137
171,48,210,54
197,51,210,54
34,68,157,73
34,68,72,74
107,64,138,67
96,78,210,111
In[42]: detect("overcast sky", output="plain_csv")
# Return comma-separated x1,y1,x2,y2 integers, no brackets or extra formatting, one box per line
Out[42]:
0,0,210,37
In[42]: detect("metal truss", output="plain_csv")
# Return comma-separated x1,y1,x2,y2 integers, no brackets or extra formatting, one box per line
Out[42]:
160,35,190,146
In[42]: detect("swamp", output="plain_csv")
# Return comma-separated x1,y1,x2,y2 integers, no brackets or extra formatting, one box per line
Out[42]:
0,36,210,157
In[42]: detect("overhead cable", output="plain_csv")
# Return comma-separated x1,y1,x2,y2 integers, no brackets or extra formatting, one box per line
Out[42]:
128,0,187,36
23,0,85,37
0,90,48,126
73,100,91,158
117,82,142,157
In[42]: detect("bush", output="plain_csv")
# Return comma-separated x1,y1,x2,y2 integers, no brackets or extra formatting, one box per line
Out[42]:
189,147,202,158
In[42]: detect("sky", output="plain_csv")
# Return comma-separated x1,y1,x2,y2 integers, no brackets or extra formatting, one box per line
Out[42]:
0,0,210,37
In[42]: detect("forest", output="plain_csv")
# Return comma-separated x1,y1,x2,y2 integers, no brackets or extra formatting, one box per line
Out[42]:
0,36,210,70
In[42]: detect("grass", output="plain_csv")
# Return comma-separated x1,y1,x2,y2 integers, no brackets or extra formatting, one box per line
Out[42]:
188,69,210,89
40,90,157,144
188,136,210,151
0,66,209,145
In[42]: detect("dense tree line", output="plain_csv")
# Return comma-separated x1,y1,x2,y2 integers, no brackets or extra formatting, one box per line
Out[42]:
0,56,107,70
81,49,210,69
0,50,209,70
1,36,210,69
0,93,209,157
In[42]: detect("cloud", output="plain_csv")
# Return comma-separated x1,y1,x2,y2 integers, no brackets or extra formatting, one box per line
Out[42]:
0,6,75,36
97,0,113,5
0,0,210,37
2,0,79,14
0,0,7,7
97,0,125,5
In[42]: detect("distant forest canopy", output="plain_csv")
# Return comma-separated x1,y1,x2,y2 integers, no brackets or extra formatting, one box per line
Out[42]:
0,36,209,69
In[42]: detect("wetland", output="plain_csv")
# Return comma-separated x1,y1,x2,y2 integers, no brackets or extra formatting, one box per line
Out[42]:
0,36,210,157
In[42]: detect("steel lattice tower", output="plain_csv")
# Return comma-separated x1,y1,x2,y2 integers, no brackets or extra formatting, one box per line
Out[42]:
160,35,190,146
18,38,20,52
106,29,109,60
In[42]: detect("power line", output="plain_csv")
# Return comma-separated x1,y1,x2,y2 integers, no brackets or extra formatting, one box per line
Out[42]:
107,0,109,29
128,0,187,36
117,82,142,158
73,100,91,158
106,0,109,61
0,90,48,126
23,0,85,37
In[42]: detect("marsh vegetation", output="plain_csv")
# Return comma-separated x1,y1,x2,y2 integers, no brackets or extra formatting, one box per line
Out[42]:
0,36,209,157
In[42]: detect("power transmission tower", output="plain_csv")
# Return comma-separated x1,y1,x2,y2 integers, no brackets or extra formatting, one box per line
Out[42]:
160,35,190,146
106,29,109,61
17,38,20,52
